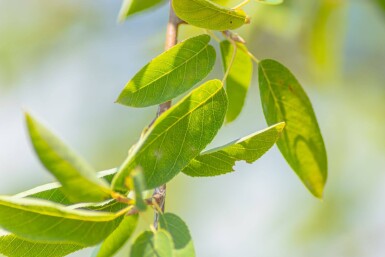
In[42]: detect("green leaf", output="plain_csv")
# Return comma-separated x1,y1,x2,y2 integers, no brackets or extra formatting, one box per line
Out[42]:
160,213,195,257
95,215,138,257
220,41,253,123
0,234,84,257
0,196,124,246
116,34,216,107
25,113,111,203
118,0,167,21
172,0,249,30
112,79,228,192
130,230,174,257
254,0,284,5
14,168,117,206
127,168,147,211
182,123,285,177
258,59,327,198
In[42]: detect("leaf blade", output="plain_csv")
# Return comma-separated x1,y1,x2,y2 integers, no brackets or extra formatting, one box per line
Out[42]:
182,123,285,177
172,0,249,30
0,234,84,257
25,113,111,203
160,213,195,257
117,34,216,107
130,230,174,257
95,215,138,257
118,0,167,21
220,41,253,123
113,79,228,192
258,59,327,198
0,196,123,246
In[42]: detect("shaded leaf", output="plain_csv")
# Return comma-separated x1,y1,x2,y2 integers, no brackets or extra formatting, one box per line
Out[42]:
112,79,228,192
95,215,138,257
130,230,174,257
0,196,124,246
258,59,327,198
220,40,253,123
0,234,83,257
172,0,249,30
118,0,167,21
160,213,195,257
183,123,285,177
117,34,216,107
25,113,111,203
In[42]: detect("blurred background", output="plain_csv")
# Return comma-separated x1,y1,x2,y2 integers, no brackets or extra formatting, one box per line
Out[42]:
1,0,385,256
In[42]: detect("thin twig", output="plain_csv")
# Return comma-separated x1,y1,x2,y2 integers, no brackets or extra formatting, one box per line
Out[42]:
152,1,183,230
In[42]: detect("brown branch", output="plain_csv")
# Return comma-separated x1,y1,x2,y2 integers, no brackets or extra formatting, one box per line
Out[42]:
152,1,183,230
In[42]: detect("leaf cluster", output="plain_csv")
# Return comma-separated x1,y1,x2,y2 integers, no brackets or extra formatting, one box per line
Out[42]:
0,0,327,256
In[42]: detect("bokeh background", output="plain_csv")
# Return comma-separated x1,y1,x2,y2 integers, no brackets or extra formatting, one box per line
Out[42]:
1,0,385,256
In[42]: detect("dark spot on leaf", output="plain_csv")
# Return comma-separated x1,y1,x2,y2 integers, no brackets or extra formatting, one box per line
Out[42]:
230,21,233,24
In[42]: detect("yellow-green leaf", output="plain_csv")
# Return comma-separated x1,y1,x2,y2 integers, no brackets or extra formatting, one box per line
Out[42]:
0,234,84,257
258,59,327,198
112,79,228,192
182,123,285,177
254,0,284,5
95,215,138,257
117,34,216,107
0,196,124,246
220,40,253,123
172,0,249,30
25,113,111,203
118,0,167,21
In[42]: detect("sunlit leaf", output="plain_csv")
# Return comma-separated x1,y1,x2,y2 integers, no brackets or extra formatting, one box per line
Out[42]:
220,40,253,123
172,0,249,30
183,123,285,177
112,79,227,192
118,0,167,21
130,230,174,257
25,113,111,203
95,215,138,257
127,168,147,211
258,59,327,198
0,196,124,246
14,168,117,206
117,34,216,107
160,213,195,257
0,234,84,257
254,0,284,5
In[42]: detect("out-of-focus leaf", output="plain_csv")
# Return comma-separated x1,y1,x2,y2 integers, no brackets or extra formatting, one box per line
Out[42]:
112,80,227,192
0,196,124,246
14,168,117,206
375,0,385,13
118,0,167,21
183,123,285,177
130,230,174,257
95,215,138,257
127,168,147,211
25,113,111,203
116,34,216,107
255,0,283,5
160,213,195,257
172,0,249,30
258,59,327,198
220,40,253,123
0,234,83,257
